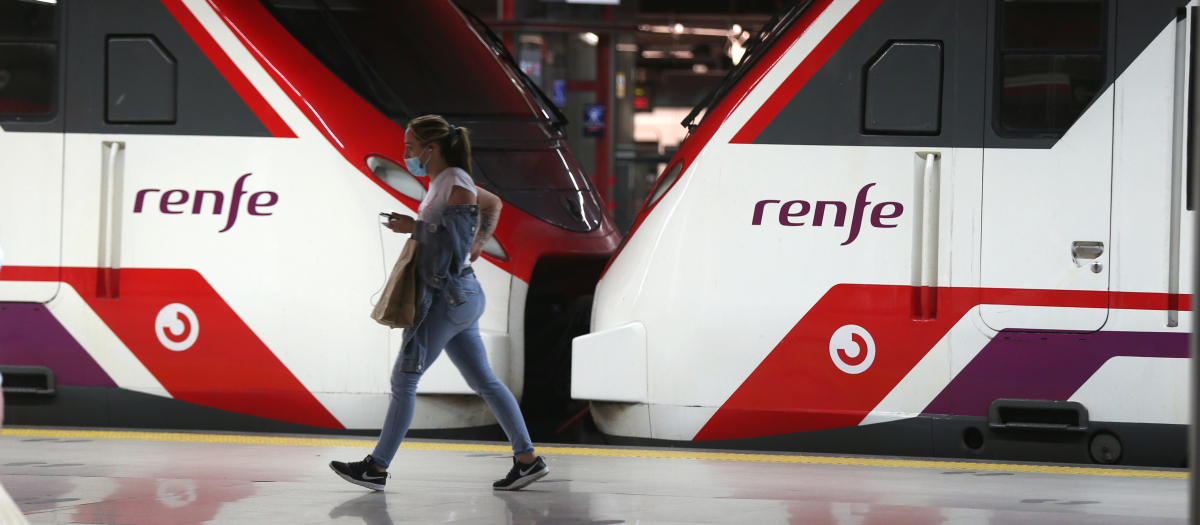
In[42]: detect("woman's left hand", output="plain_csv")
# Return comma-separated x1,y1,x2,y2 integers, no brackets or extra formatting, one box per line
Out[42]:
385,213,415,234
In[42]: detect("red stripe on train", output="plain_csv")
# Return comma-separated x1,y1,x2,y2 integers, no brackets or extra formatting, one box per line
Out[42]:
201,0,559,280
1,265,341,429
601,0,839,279
730,0,885,144
695,284,1191,442
160,0,297,139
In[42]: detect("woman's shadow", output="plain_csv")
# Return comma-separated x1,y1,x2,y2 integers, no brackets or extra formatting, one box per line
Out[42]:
329,492,394,525
493,491,626,525
326,490,627,525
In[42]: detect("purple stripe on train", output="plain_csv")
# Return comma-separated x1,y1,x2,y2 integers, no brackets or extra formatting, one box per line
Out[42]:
922,330,1187,417
0,303,117,387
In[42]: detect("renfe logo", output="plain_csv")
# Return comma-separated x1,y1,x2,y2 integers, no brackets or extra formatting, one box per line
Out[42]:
830,324,874,374
133,173,278,232
156,303,199,351
751,183,903,245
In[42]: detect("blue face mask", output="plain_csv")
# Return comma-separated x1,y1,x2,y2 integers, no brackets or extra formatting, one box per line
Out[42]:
405,147,432,177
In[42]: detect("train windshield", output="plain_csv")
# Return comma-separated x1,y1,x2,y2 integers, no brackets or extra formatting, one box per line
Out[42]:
260,0,545,121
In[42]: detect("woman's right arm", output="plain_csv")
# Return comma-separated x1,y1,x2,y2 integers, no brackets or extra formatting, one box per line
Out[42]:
471,188,502,261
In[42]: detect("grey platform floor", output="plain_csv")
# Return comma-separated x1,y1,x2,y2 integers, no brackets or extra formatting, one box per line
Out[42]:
0,427,1187,524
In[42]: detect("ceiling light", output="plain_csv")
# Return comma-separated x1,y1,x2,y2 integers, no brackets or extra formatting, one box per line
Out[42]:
641,50,667,59
640,23,746,38
693,64,709,74
688,27,733,36
729,40,746,65
728,31,751,65
580,32,600,46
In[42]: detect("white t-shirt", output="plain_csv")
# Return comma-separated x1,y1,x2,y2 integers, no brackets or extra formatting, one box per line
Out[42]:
418,167,477,225
417,167,478,266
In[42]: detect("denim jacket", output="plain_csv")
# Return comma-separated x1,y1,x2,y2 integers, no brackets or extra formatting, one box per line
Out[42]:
399,203,479,373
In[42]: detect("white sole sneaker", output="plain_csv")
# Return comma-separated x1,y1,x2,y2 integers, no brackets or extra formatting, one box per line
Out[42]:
329,462,386,491
493,465,549,491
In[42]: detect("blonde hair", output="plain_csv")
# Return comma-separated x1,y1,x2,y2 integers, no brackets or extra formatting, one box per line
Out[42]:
408,115,472,176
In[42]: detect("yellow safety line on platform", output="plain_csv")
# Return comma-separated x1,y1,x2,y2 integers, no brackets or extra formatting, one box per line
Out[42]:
1,428,1185,479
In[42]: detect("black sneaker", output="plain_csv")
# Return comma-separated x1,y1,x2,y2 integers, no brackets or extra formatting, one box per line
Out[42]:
493,456,549,491
330,455,389,491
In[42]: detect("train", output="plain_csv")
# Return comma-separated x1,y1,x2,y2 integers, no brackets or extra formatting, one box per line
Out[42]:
573,0,1196,467
0,0,618,435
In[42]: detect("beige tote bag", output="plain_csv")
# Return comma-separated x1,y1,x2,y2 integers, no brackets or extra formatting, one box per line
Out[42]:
372,238,419,328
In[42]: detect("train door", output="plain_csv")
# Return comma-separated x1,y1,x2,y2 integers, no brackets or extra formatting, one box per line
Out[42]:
667,0,988,441
60,0,285,294
745,0,987,311
979,0,1113,331
0,0,63,302
54,0,374,429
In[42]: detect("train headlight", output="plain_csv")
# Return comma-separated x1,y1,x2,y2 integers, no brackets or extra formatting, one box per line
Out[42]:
367,155,426,202
482,236,509,261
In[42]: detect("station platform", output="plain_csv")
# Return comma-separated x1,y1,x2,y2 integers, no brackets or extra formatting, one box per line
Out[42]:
0,427,1187,524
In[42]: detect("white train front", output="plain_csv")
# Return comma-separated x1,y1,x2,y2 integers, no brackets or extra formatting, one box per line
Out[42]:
573,0,1196,467
0,0,618,435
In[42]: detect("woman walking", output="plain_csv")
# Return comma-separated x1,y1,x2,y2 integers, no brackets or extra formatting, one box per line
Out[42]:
331,115,548,491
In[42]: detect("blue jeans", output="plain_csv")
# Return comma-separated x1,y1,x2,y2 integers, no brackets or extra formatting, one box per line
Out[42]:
370,275,535,468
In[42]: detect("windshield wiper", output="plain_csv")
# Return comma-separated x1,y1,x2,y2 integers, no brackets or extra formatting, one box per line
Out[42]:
457,4,570,128
681,0,814,132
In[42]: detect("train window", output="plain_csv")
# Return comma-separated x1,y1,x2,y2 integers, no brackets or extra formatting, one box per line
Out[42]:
863,41,943,135
996,0,1105,135
0,0,57,118
259,0,537,121
106,36,178,124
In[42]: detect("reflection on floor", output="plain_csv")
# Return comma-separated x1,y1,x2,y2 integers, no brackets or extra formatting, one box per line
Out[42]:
0,428,1187,524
